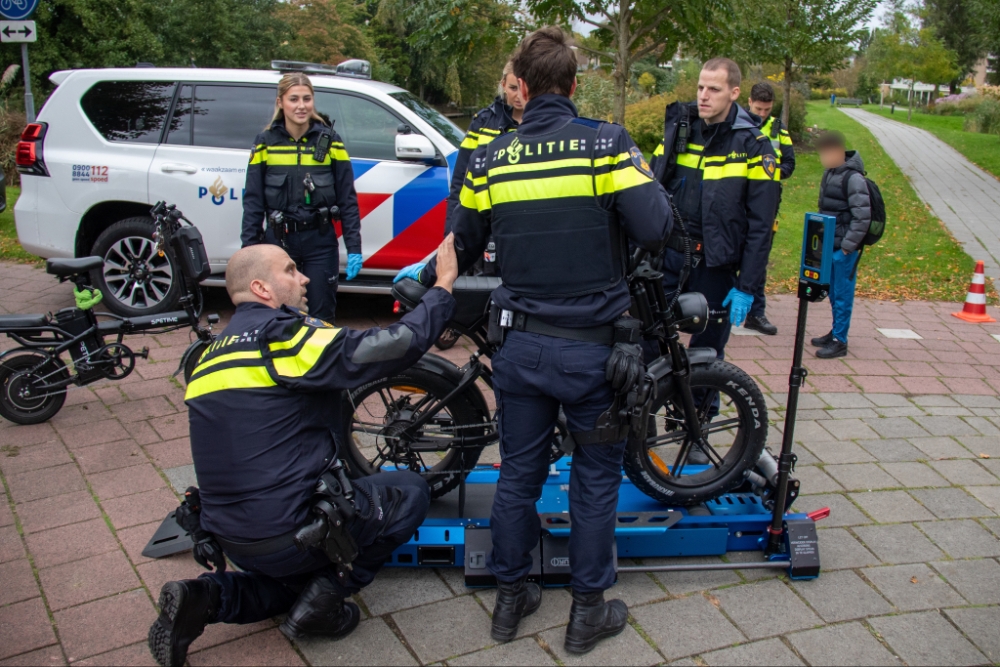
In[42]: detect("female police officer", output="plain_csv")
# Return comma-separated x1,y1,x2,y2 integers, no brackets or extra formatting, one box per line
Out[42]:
242,72,363,324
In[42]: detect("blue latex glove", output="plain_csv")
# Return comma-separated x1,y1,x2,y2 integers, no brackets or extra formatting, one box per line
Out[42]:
346,254,363,281
722,288,754,327
393,262,426,283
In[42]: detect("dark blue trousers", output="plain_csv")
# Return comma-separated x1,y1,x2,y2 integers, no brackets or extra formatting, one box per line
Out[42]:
660,247,735,362
265,226,340,323
202,471,429,625
749,268,767,318
488,331,623,594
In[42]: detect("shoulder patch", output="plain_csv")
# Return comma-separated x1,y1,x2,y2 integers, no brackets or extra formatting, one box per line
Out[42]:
762,155,777,179
305,316,334,328
629,146,654,178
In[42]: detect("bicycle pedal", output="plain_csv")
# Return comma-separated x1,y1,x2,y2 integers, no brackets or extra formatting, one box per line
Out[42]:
138,347,150,359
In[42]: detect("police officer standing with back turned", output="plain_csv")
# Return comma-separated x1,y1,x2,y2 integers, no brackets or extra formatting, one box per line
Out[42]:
147,237,459,667
743,81,796,336
395,27,672,655
242,72,363,324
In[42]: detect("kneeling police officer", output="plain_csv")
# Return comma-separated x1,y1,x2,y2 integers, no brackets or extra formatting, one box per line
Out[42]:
147,238,459,667
396,27,672,654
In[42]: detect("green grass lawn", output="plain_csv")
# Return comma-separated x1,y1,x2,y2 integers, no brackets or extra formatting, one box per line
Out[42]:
861,104,1000,180
769,101,984,303
0,186,42,264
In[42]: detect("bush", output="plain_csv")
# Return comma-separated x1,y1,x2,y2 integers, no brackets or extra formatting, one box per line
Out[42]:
931,95,983,116
965,98,1000,136
0,107,24,187
624,92,677,155
574,71,644,121
809,87,849,101
979,84,1000,102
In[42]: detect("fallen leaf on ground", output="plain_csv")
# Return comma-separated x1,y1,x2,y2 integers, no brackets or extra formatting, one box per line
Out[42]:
980,453,991,459
910,576,919,584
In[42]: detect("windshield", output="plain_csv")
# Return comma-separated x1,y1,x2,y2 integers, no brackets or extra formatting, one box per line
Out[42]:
389,91,465,149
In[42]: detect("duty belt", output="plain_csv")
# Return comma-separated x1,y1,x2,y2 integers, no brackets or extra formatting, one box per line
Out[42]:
665,232,704,256
216,527,299,558
502,309,615,346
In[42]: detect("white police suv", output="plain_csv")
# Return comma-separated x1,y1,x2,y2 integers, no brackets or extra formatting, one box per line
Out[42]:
14,61,463,315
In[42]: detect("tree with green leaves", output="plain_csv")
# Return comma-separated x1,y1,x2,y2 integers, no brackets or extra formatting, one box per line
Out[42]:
276,0,370,66
159,0,287,68
737,0,877,128
922,0,989,91
867,26,959,120
526,0,730,125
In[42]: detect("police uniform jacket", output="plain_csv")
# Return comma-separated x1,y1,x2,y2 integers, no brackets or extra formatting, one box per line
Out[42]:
241,119,362,254
446,96,519,233
423,94,672,329
649,102,779,295
759,115,795,181
185,290,456,541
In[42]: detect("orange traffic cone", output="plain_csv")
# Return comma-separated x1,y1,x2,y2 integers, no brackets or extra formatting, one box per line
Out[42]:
952,261,996,323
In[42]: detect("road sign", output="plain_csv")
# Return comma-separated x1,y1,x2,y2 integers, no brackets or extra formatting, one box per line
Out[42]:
0,20,34,42
0,0,39,21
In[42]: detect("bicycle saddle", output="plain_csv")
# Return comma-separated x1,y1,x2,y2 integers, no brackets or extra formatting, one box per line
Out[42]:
0,314,47,328
392,276,501,329
46,257,103,277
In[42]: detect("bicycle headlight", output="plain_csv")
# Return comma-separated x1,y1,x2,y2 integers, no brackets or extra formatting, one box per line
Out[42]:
674,292,709,335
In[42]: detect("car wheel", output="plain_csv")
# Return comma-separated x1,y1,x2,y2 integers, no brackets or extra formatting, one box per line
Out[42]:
90,217,182,316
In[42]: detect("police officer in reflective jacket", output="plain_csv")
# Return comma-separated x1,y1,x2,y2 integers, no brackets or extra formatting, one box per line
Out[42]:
649,58,779,368
242,72,363,324
397,27,672,655
146,238,459,667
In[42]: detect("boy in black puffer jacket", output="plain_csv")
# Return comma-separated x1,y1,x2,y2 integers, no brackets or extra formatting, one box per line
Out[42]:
813,131,871,359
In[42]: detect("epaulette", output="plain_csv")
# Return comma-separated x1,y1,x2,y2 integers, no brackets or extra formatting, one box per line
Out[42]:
571,117,603,129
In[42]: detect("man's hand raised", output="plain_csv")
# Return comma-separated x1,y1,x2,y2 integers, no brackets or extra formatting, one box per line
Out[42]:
434,233,459,293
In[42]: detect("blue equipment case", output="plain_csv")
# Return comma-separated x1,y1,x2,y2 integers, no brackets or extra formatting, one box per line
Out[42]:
387,458,821,584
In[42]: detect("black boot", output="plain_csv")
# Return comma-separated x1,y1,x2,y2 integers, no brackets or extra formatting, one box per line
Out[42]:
564,590,628,655
811,331,834,347
491,579,542,643
815,339,848,359
279,574,360,640
744,315,778,335
148,578,220,667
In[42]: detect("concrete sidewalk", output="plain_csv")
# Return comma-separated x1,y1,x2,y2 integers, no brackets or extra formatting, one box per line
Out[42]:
0,261,999,666
839,107,1000,279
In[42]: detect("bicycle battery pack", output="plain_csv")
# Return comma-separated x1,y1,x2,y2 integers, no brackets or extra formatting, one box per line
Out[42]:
55,309,105,383
170,226,211,282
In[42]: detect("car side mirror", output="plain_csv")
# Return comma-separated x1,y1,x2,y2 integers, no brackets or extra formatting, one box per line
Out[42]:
395,133,436,161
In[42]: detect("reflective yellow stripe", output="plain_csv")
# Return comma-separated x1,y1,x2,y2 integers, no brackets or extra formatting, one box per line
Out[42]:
460,136,479,150
748,165,775,181
459,184,480,210
676,153,702,169
329,147,350,161
192,350,262,376
780,134,793,146
593,152,631,168
595,166,652,194
185,365,276,400
301,154,332,167
471,175,488,187
476,134,498,146
478,127,501,135
265,154,300,166
490,174,593,204
473,188,492,212
703,163,748,180
652,143,664,157
249,148,267,165
268,326,309,352
748,156,762,165
703,155,727,164
272,327,340,377
488,158,591,178
686,143,704,152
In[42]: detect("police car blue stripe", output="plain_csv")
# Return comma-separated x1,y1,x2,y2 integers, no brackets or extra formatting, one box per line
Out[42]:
391,165,450,236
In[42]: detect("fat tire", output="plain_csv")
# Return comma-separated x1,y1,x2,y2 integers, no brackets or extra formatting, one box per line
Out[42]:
0,354,70,424
342,367,487,498
90,217,183,317
622,360,768,506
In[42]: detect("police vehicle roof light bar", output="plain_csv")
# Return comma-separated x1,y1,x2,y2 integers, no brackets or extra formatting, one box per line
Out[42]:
270,59,372,80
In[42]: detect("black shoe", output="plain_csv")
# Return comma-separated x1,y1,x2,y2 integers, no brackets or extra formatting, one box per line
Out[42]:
815,339,848,359
564,591,628,655
148,578,220,667
811,331,834,347
744,315,778,336
434,328,462,351
279,574,360,640
686,446,710,466
491,579,542,643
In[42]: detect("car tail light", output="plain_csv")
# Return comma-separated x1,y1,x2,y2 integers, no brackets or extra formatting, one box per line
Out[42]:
16,122,49,177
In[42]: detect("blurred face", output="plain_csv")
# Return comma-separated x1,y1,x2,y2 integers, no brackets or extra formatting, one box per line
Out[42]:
697,68,740,124
280,85,314,127
502,73,523,110
818,147,846,170
749,99,773,119
258,252,309,311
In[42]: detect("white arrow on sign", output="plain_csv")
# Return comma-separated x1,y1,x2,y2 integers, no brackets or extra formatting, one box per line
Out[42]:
0,20,36,43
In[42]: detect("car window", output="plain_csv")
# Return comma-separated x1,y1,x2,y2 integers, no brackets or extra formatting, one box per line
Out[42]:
81,81,176,143
314,92,401,161
389,91,464,149
166,84,276,150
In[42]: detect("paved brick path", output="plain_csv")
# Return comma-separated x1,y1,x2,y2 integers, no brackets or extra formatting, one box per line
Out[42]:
0,261,999,666
839,107,1000,279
